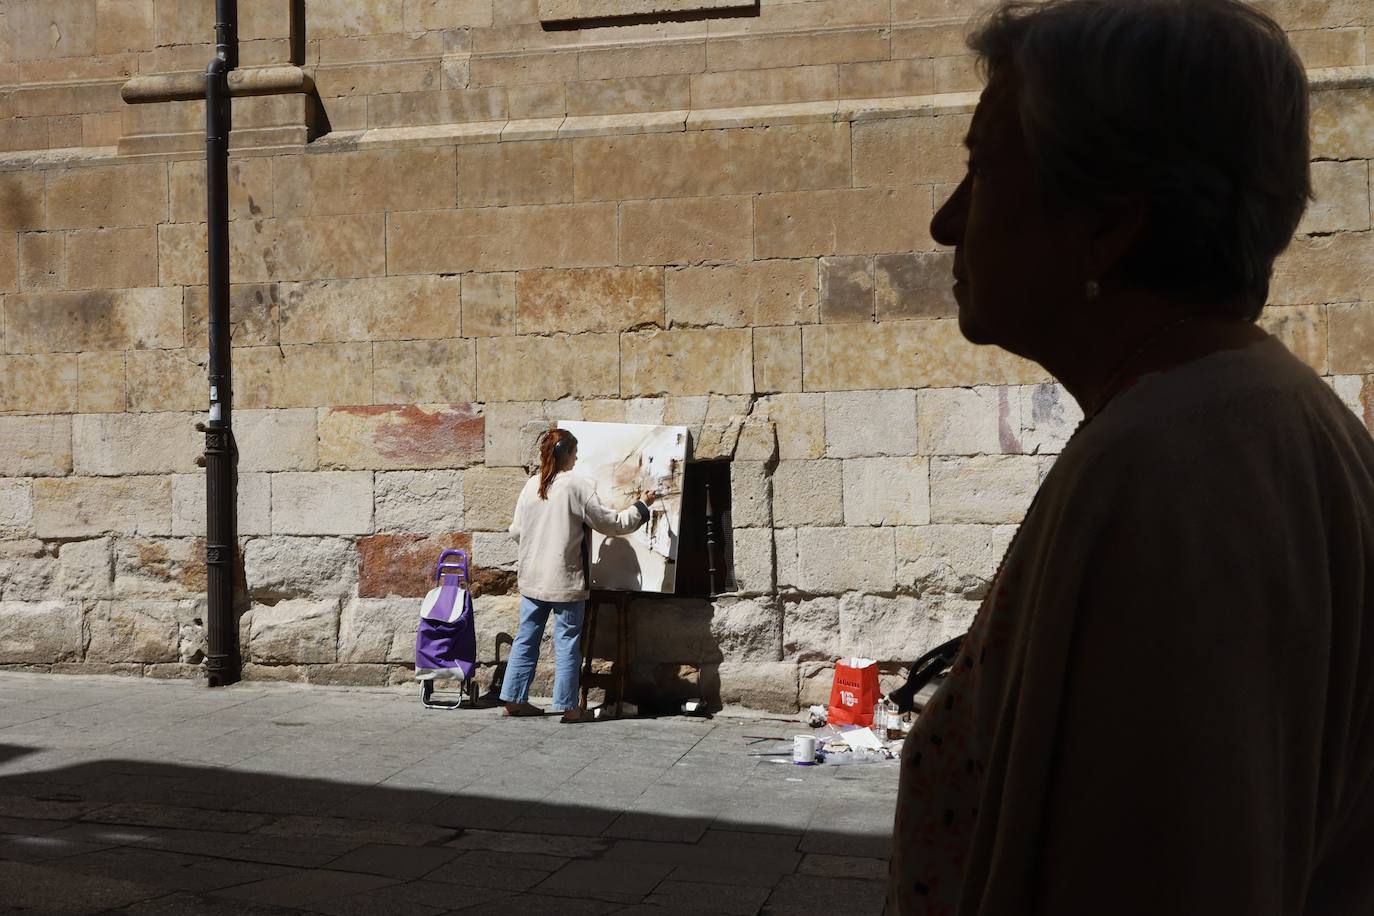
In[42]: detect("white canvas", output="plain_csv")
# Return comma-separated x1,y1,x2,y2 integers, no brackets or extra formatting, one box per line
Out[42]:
557,420,688,593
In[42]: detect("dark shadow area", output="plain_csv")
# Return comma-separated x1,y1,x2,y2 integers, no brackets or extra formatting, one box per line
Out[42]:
543,1,761,31
0,742,892,915
0,745,37,768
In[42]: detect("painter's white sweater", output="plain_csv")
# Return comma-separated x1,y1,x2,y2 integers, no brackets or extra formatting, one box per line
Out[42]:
508,472,648,603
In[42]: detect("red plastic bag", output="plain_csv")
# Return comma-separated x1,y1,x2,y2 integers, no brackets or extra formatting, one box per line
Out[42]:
828,657,879,727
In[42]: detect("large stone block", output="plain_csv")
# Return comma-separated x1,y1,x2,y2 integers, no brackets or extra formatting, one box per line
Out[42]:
247,599,340,664
1017,384,1083,455
0,354,80,414
474,530,519,571
803,320,1049,391
365,87,508,128
236,409,318,473
709,597,781,661
463,467,530,531
754,393,824,460
235,214,388,284
243,537,357,601
896,523,1016,600
713,660,798,713
477,333,620,401
730,527,775,596
32,477,172,538
1259,304,1328,375
621,328,753,396
753,326,802,394
72,413,201,476
782,596,839,661
572,122,850,201
729,460,771,528
0,173,45,235
168,157,274,223
171,472,271,537
278,276,463,344
338,597,416,664
1329,303,1374,374
275,148,459,217
57,536,114,599
1298,160,1371,236
373,339,478,405
0,601,82,664
565,73,691,116
113,538,206,599
618,196,752,265
1310,86,1374,160
387,204,618,274
236,343,373,409
707,26,889,72
0,416,72,476
0,480,33,532
516,267,663,334
691,63,838,109
843,457,931,526
4,288,181,354
76,351,128,414
184,283,282,350
875,251,959,320
457,139,573,208
473,593,524,664
795,527,896,594
357,532,474,598
578,39,706,81
852,114,970,188
754,187,934,258
65,227,159,291
1270,233,1374,306
462,273,517,337
823,389,918,457
771,459,843,528
375,470,465,533
271,471,374,535
839,57,935,99
838,594,945,662
928,455,1040,524
818,255,875,323
917,387,1006,456
665,260,817,329
318,404,483,471
46,162,167,230
632,597,720,663
0,539,55,601
18,231,66,291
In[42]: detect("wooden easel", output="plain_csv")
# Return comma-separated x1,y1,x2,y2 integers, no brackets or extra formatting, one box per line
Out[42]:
579,589,632,718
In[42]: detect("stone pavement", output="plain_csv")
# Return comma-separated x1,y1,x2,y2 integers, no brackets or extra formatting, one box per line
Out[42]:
0,673,898,915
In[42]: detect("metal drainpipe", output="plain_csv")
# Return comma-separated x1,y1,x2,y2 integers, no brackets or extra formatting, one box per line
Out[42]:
203,0,240,687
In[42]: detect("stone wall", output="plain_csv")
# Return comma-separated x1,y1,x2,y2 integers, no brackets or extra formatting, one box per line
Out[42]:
1,0,1373,710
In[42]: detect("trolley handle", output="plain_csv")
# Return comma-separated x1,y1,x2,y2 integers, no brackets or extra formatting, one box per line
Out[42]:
434,549,470,585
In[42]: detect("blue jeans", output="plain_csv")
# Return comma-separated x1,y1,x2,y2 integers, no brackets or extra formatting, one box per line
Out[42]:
499,596,585,711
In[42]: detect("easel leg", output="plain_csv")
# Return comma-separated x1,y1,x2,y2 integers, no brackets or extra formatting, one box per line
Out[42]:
579,598,598,711
615,593,628,718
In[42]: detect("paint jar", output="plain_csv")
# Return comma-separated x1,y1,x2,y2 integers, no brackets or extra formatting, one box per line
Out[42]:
793,734,817,765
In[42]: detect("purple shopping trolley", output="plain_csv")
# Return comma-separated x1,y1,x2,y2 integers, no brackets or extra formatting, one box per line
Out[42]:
416,549,479,709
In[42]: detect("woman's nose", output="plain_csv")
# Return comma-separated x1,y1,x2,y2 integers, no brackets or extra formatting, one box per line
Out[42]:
930,174,970,248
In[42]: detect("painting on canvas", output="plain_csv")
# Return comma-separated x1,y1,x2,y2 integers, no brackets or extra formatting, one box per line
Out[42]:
556,420,688,593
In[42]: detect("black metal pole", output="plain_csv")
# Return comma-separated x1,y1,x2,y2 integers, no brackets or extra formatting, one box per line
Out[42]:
204,0,239,687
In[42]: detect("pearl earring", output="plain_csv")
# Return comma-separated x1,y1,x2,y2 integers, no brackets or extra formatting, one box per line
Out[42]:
1085,279,1101,300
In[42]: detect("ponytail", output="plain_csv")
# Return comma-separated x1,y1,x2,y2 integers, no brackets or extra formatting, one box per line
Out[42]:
538,427,577,499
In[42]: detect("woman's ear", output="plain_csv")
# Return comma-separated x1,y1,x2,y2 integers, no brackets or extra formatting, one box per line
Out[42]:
1087,192,1150,282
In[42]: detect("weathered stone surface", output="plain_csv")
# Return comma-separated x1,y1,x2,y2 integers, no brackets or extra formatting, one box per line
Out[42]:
731,528,776,596
364,86,508,127
46,162,168,229
818,255,875,323
72,413,201,476
782,596,839,661
32,477,172,538
843,457,930,526
237,343,374,409
1310,85,1374,160
755,187,934,258
929,455,1040,524
917,387,1005,456
243,537,357,601
803,320,1049,391
897,524,1016,600
754,393,825,460
57,537,114,600
474,531,519,571
86,599,199,664
572,122,850,201
666,260,817,329
387,204,618,274
771,459,843,528
0,416,72,476
837,594,945,661
795,527,896,594
277,276,463,345
4,288,182,354
517,266,663,334
473,593,525,663
823,389,918,457
236,409,318,472
729,461,771,528
0,354,80,414
0,480,33,533
621,328,754,396
1287,27,1366,68
274,147,458,217
18,232,66,291
875,251,959,320
0,539,56,600
0,601,82,664
481,402,541,468
1017,383,1083,455
1298,160,1371,236
76,351,128,414
1329,303,1374,374
709,597,780,661
171,472,271,537
457,140,573,208
319,404,484,471
114,537,206,599
852,113,969,187
619,196,753,265
168,157,274,223
375,470,465,533
477,333,620,401
1259,304,1328,374
839,56,935,98
713,660,798,713
183,283,281,350
357,532,474,598
463,467,531,531
247,599,340,664
125,349,204,413
338,597,416,664
752,326,803,394
235,215,388,284
691,63,838,109
64,227,158,291
271,471,374,535
462,273,517,337
374,339,479,405
1270,233,1374,305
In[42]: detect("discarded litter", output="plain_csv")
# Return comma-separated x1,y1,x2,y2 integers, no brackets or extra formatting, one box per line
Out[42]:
801,704,828,728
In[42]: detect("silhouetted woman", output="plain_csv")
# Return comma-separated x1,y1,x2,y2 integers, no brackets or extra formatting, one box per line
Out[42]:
891,1,1374,913
503,428,654,723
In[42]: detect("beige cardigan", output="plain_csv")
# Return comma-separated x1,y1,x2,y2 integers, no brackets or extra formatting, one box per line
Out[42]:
508,472,649,603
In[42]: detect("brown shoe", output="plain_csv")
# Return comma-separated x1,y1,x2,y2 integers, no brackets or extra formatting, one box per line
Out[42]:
502,702,544,717
559,707,585,724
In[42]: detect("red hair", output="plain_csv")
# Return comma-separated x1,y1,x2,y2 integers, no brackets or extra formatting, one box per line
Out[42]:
538,427,577,499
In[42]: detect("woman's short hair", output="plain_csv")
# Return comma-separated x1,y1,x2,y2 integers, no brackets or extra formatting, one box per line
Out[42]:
969,0,1311,320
